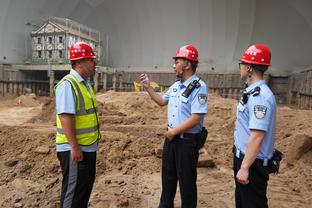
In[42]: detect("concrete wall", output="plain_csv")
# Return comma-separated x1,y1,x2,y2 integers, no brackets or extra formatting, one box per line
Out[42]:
1,0,312,74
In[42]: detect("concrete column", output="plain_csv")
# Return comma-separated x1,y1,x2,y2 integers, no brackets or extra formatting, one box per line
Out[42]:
9,83,13,95
94,72,98,92
112,72,117,91
228,88,232,99
119,73,123,91
49,70,55,97
13,83,17,95
0,64,3,80
102,72,107,91
18,83,22,96
0,82,3,96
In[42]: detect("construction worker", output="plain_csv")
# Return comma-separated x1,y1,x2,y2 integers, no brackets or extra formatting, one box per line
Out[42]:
55,42,100,208
233,44,276,208
139,45,208,208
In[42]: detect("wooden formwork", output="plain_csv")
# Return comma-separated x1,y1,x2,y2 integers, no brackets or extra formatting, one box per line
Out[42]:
121,72,244,100
287,69,312,109
121,71,312,110
298,94,312,110
0,69,310,110
209,88,242,100
0,81,49,96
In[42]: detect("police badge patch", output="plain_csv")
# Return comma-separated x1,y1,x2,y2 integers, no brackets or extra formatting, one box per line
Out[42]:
198,94,207,105
254,105,267,119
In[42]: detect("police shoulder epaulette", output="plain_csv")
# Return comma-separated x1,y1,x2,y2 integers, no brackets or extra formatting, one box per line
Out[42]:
250,86,261,96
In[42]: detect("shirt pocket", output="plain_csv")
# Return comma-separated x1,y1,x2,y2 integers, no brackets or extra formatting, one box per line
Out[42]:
170,91,177,97
180,96,189,103
168,91,178,105
238,104,246,112
237,104,249,120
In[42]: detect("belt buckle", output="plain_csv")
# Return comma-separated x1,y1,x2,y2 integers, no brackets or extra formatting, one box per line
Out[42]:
236,148,241,158
234,146,242,158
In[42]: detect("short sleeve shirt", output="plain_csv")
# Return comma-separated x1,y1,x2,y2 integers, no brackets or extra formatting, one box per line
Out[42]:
162,74,208,133
234,80,276,159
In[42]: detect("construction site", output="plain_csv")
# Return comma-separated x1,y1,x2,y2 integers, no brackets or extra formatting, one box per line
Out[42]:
0,0,312,207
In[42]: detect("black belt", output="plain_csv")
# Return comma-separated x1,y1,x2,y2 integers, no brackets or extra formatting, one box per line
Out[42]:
174,132,201,139
233,145,269,166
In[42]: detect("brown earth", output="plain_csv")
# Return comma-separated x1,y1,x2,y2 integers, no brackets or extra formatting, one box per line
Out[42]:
0,91,311,207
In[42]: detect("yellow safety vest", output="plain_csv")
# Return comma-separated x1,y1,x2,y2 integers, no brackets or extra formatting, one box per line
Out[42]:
55,74,100,146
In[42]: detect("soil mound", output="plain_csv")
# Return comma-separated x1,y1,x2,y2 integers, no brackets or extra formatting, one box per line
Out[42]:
0,91,311,207
286,134,312,165
0,94,41,108
27,97,55,123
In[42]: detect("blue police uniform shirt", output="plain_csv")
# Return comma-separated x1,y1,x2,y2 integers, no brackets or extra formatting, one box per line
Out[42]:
234,80,276,160
55,69,98,152
162,74,208,134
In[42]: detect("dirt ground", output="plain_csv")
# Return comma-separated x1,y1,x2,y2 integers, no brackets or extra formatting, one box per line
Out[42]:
0,91,311,208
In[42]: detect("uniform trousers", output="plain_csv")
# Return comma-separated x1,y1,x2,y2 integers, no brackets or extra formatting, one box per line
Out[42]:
57,151,96,208
159,136,199,208
233,154,269,208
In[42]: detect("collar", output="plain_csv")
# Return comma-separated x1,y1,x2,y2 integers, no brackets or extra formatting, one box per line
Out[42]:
178,74,198,88
245,80,265,92
70,69,89,83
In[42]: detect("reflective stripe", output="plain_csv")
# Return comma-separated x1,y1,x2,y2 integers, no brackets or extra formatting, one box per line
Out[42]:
63,156,78,207
57,125,99,135
65,76,98,116
75,107,98,116
65,76,85,110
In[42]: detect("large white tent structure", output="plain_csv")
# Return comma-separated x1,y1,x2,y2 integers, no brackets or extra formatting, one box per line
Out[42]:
0,0,312,74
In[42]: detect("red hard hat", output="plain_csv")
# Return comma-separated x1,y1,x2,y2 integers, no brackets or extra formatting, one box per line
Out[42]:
241,44,271,66
172,45,199,63
69,42,96,60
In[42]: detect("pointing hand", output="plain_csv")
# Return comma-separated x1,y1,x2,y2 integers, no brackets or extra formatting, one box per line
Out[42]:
139,73,151,89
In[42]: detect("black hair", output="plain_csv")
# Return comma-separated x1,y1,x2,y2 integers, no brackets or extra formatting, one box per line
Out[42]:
183,59,198,72
190,60,198,72
250,64,268,75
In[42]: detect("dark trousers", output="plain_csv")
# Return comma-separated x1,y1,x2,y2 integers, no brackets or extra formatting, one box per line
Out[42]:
57,151,96,208
159,137,199,208
233,155,269,208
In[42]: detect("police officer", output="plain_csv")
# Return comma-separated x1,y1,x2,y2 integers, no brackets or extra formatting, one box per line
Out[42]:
139,45,208,208
233,44,276,208
55,42,100,208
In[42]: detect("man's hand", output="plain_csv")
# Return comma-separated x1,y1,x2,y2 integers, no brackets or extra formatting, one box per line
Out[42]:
165,127,176,141
139,73,151,89
71,146,83,162
138,73,167,106
59,114,83,162
236,130,265,185
236,167,249,184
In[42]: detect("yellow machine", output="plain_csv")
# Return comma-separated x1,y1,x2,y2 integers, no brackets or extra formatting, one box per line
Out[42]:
133,81,160,92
